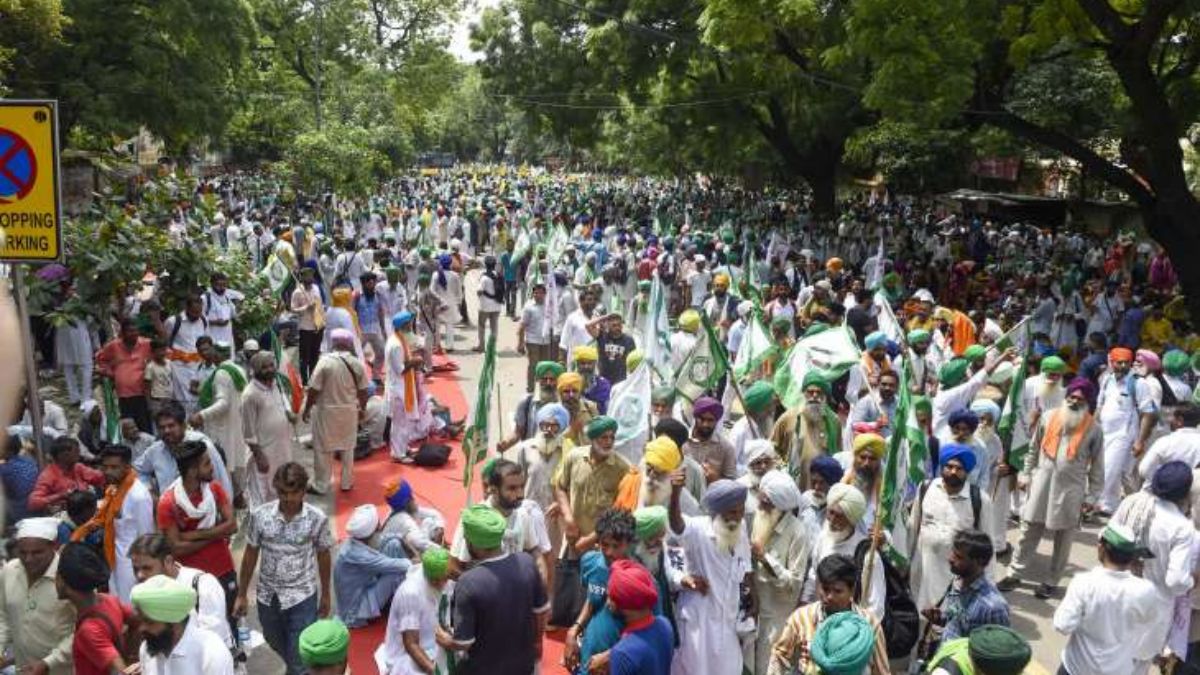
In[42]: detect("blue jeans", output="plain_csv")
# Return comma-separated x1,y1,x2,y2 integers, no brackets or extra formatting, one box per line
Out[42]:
258,593,317,675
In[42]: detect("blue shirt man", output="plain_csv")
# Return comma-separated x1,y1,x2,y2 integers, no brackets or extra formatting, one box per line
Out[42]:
606,559,673,675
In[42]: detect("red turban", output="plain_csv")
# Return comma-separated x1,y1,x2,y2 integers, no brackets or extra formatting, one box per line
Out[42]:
1109,347,1134,363
607,559,658,611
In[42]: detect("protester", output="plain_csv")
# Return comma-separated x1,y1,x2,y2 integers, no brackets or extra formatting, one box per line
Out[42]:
28,436,104,514
94,318,154,432
0,517,74,674
130,533,232,648
334,504,411,628
375,546,454,675
372,478,446,557
241,351,296,506
606,558,675,675
130,574,236,675
305,328,368,493
56,542,130,675
922,529,1010,642
299,619,352,675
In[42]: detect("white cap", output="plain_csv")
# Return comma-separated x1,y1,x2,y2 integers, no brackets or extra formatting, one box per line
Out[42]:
242,339,260,352
346,505,379,539
16,517,60,541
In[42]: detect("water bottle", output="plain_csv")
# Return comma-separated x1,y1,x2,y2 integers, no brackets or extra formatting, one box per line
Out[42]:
237,618,251,646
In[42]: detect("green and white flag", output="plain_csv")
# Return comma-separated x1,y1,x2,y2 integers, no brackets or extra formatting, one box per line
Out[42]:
610,360,653,446
774,325,861,408
102,379,122,444
641,277,672,383
878,361,930,564
733,313,773,380
259,254,291,298
873,292,904,344
998,324,1032,468
673,315,729,403
462,335,498,495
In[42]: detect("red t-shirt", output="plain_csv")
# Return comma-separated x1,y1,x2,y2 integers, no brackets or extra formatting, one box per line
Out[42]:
156,482,236,577
74,594,132,675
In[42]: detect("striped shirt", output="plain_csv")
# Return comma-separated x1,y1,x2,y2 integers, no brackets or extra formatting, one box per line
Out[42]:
766,603,890,675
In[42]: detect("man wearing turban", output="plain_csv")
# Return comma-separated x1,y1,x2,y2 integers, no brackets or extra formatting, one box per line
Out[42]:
612,435,702,516
0,517,74,674
910,444,994,611
670,309,701,373
374,546,454,675
299,619,351,675
557,371,600,447
968,398,1010,549
845,331,892,409
933,349,1015,437
498,360,563,453
1020,355,1067,439
241,351,296,507
334,505,411,628
769,371,842,492
939,408,994,492
306,320,371,493
556,415,631,560
573,344,613,414
668,477,752,675
802,484,886,620
847,369,899,446
842,432,887,535
606,558,675,672
730,381,778,475
372,479,446,558
1000,381,1103,599
896,327,940,396
132,574,236,674
684,396,737,480
1096,345,1157,514
702,270,739,342
385,311,436,462
502,401,571,553
747,470,813,674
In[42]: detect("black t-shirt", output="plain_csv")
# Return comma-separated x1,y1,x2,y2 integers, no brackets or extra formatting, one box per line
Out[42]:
452,552,549,675
597,333,638,384
845,305,875,347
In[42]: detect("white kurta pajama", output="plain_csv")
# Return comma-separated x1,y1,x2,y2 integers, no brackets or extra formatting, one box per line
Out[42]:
909,477,994,611
241,379,295,507
55,319,96,404
109,478,156,602
748,512,814,675
672,515,752,675
164,314,210,414
1097,373,1155,512
197,364,246,495
385,333,435,460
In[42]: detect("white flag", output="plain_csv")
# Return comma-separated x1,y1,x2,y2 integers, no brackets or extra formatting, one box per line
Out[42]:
873,291,903,344
774,325,861,408
641,277,672,383
610,361,653,448
543,264,559,342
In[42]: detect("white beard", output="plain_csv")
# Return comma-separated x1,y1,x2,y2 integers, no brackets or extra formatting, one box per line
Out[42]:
1061,404,1087,432
751,508,782,549
818,522,852,555
976,425,997,445
1038,379,1063,408
713,517,743,555
634,544,663,574
744,472,764,489
802,402,825,424
639,473,671,507
535,434,561,458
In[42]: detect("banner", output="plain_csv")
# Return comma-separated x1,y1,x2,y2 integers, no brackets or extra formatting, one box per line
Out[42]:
774,325,861,408
462,335,498,493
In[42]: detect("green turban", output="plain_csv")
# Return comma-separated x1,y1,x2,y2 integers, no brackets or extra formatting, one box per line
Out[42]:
535,361,565,379
130,575,197,623
462,504,507,549
586,415,617,439
803,322,829,338
1039,355,1067,374
913,396,932,416
651,386,676,404
421,545,450,581
963,344,987,363
907,329,931,344
1164,349,1189,376
771,316,793,332
939,358,971,388
810,611,876,675
967,625,1032,675
802,371,831,397
634,505,668,540
418,246,433,258
638,280,651,291
299,619,350,666
742,380,776,414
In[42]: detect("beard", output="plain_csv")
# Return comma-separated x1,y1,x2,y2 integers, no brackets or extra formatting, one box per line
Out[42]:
639,472,671,507
539,385,557,401
633,543,663,574
818,521,852,553
802,401,825,424
144,628,178,656
1038,378,1062,405
744,471,764,489
592,442,614,458
713,516,743,555
976,424,997,445
751,507,782,549
1060,403,1087,432
535,434,561,458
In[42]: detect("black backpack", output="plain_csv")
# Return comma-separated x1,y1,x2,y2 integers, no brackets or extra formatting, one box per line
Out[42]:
853,537,921,658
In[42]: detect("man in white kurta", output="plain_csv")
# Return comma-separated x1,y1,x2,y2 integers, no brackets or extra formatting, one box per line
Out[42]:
55,317,95,405
190,345,246,502
241,352,295,507
93,448,156,602
375,549,453,675
201,275,243,346
385,314,435,460
305,330,368,494
669,478,752,675
162,297,210,414
1096,350,1157,513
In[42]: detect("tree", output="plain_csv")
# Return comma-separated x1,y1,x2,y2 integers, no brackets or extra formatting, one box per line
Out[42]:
847,0,1200,316
0,0,65,96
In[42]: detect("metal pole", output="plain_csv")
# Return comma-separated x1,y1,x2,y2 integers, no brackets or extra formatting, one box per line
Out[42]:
314,0,324,131
12,267,45,466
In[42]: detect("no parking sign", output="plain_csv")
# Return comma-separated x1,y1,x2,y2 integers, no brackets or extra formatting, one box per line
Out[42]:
0,100,62,263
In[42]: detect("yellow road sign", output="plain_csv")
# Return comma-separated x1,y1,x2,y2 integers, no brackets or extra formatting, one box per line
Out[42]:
0,100,62,263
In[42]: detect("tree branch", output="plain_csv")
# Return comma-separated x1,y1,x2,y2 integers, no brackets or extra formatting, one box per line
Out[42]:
773,30,808,70
1075,0,1134,44
1135,0,1186,53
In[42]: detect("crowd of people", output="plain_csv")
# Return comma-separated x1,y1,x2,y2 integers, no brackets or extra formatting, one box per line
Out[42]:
2,166,1200,675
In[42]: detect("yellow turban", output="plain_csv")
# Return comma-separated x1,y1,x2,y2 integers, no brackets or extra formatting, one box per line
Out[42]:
852,432,887,459
643,435,682,473
573,345,599,363
679,309,701,333
713,274,730,289
557,371,584,391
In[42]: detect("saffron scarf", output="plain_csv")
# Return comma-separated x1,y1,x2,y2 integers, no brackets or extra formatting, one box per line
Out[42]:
1041,408,1094,461
398,331,418,413
72,468,138,568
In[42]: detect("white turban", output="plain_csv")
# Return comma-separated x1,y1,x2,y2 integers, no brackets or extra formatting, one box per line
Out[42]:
346,505,379,540
737,301,754,318
16,517,60,541
744,440,776,465
826,483,867,525
758,470,802,512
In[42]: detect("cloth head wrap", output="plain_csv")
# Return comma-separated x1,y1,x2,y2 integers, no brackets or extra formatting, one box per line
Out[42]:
948,408,980,432
1066,377,1095,400
963,345,987,362
634,506,668,540
1109,347,1134,363
758,470,802,511
969,399,1001,422
939,358,970,387
346,504,379,539
852,433,886,459
967,625,1032,675
573,345,599,363
802,371,831,397
1151,460,1194,502
330,328,355,348
939,443,977,473
392,311,414,329
826,257,844,272
607,559,659,611
810,455,844,486
826,483,867,524
643,436,682,473
913,396,932,416
535,361,565,379
744,439,776,466
299,620,350,666
585,416,617,439
702,479,748,514
712,274,730,288
1164,350,1190,376
384,479,413,511
654,419,689,449
130,575,197,623
1136,349,1162,372
737,301,754,318
678,310,701,332
626,350,644,371
907,329,931,344
651,386,675,404
692,396,723,419
557,372,584,391
536,403,570,432
421,546,451,581
461,504,507,549
810,611,876,675
15,517,60,541
864,331,887,350
1039,355,1067,374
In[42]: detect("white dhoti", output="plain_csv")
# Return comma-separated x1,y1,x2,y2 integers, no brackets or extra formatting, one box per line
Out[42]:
1101,430,1133,513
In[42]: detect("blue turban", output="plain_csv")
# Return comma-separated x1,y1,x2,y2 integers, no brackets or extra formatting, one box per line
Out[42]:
1151,461,1194,502
810,455,845,486
385,480,413,512
536,403,570,433
392,311,414,329
864,331,887,350
702,479,748,515
969,399,1001,422
939,443,977,473
948,408,980,432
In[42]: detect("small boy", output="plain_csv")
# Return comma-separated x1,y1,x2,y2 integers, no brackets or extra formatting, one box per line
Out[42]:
144,338,174,422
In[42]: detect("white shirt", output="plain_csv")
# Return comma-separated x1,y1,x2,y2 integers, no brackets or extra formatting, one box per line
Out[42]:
175,566,233,648
1054,566,1157,675
1098,373,1156,439
687,269,712,307
1139,428,1200,484
477,274,504,313
376,566,451,675
201,289,242,346
558,309,593,371
138,621,234,675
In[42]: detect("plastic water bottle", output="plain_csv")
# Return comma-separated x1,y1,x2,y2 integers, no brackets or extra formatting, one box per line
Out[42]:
237,618,251,646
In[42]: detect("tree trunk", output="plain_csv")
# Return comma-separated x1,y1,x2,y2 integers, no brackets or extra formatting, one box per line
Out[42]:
801,162,837,219
1142,195,1200,322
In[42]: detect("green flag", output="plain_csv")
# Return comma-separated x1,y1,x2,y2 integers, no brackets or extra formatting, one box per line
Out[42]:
774,325,861,408
732,313,773,380
998,324,1033,468
102,379,122,444
462,334,498,492
673,315,729,403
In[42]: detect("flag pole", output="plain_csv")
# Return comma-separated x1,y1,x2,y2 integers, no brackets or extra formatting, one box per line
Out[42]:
704,314,759,439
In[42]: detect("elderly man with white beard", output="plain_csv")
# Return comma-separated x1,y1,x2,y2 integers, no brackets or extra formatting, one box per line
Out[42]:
746,470,813,675
800,483,886,620
1022,355,1068,431
770,372,841,490
613,435,704,517
668,477,754,675
504,402,571,555
737,440,779,518
838,432,887,535
999,379,1104,599
729,381,778,474
630,506,680,643
970,398,1010,553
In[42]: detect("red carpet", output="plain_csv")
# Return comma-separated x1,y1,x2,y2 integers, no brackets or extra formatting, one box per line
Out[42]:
333,356,567,674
